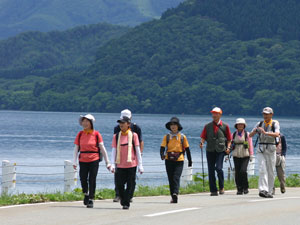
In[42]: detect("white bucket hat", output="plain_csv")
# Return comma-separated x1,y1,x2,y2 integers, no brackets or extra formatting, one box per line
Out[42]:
79,114,95,126
120,109,132,119
235,118,247,129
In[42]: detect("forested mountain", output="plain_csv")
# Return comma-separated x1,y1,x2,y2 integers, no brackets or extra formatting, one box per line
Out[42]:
1,0,300,116
0,0,184,39
0,23,130,79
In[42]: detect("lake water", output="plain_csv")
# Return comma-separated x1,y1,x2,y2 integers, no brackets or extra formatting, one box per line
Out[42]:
0,111,299,194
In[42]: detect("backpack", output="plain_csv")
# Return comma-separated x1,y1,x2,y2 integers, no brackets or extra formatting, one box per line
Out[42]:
166,133,186,152
78,131,103,162
254,121,279,147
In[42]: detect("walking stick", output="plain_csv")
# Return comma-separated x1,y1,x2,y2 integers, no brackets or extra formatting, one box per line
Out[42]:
200,145,205,191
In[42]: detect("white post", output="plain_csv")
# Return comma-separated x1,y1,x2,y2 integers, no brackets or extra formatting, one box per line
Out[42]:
247,156,256,176
1,160,16,195
64,160,77,193
181,159,193,187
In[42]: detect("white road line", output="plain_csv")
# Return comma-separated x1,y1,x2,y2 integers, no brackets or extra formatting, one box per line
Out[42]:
0,202,57,209
249,197,300,202
144,207,200,217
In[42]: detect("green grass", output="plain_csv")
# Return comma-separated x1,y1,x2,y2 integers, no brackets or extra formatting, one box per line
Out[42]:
0,174,299,206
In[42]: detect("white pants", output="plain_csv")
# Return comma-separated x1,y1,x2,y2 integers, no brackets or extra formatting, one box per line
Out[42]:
257,149,276,193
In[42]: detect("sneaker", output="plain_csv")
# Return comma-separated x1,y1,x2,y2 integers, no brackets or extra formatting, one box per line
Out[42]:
259,190,268,198
87,200,94,208
122,205,129,210
281,186,286,194
113,196,120,202
210,192,218,196
219,189,225,195
83,195,89,205
171,194,178,203
243,189,249,195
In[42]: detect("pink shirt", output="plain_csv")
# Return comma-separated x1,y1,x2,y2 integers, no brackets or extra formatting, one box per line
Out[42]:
112,133,140,168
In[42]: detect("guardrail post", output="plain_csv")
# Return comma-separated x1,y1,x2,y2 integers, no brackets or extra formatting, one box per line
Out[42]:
64,160,77,192
248,156,255,176
181,159,193,187
1,160,16,195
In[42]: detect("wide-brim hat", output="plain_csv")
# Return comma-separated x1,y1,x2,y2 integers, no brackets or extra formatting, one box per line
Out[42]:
165,117,183,131
79,114,95,128
234,118,247,129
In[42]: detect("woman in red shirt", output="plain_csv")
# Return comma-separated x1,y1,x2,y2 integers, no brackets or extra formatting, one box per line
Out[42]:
73,114,111,208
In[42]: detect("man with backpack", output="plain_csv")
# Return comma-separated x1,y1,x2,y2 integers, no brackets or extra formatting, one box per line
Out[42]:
273,133,287,194
250,107,280,198
113,109,143,203
200,107,232,196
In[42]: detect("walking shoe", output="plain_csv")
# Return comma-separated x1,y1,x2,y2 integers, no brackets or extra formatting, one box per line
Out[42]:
243,189,249,195
87,199,94,208
259,190,268,198
122,205,129,210
83,194,89,205
171,194,178,203
113,196,120,202
219,189,225,195
281,186,286,194
210,192,218,196
237,190,243,195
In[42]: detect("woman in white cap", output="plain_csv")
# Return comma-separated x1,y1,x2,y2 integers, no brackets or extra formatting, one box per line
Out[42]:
231,118,254,195
73,114,111,208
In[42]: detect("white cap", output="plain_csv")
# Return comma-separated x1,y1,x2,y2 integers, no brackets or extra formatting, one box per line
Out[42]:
79,114,95,126
262,107,273,114
120,109,132,119
235,118,247,128
210,107,223,114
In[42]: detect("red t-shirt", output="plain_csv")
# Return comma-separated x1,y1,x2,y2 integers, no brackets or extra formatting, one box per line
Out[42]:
200,120,232,141
74,130,103,163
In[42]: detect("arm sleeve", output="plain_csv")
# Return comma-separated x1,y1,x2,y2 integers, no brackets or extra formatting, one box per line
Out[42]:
247,132,254,155
135,146,144,172
99,142,110,165
185,147,192,163
73,145,79,166
281,135,287,156
111,147,116,169
160,146,165,158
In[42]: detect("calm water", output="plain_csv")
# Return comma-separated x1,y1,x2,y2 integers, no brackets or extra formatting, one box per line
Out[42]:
0,111,299,194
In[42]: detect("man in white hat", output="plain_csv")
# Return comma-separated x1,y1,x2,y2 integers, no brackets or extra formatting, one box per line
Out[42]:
250,107,280,198
200,107,232,196
112,109,144,202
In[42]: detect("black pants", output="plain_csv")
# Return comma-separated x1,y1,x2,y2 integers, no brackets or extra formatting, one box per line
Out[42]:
79,160,99,199
165,160,184,196
206,151,225,193
114,169,136,199
233,157,250,190
115,167,137,207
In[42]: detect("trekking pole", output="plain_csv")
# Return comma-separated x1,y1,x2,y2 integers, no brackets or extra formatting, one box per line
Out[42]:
200,146,205,191
227,155,233,171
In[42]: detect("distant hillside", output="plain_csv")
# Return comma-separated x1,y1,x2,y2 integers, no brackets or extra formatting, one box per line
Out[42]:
1,0,300,116
0,23,130,79
0,0,184,39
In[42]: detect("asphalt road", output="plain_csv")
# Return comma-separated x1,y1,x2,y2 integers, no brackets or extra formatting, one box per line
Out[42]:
1,188,300,225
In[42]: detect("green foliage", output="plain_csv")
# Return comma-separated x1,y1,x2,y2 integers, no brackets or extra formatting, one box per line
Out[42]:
1,0,300,115
0,0,184,39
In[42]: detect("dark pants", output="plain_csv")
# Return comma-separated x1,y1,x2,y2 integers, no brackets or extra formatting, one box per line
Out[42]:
233,157,250,190
115,167,137,207
114,169,136,199
79,160,99,199
206,151,225,193
165,160,184,196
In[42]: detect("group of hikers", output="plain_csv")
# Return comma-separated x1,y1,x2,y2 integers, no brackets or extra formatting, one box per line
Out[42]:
72,107,287,209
